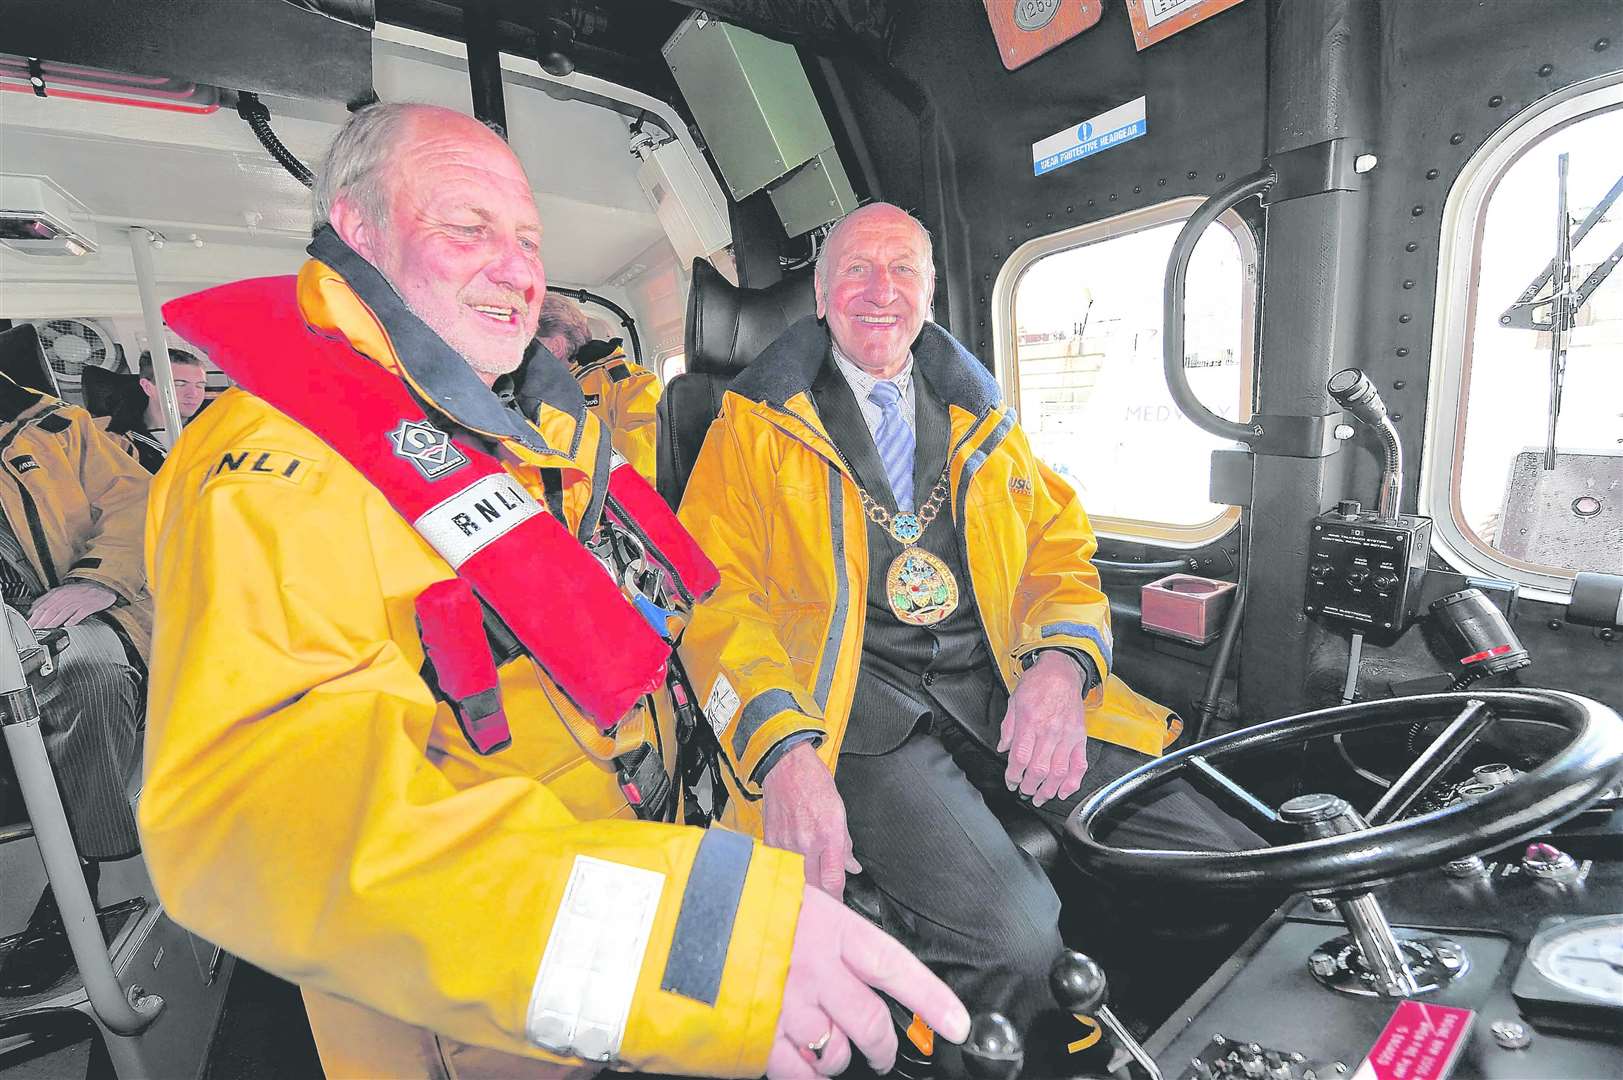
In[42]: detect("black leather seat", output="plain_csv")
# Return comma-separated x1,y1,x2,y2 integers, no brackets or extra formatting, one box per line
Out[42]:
0,325,63,399
656,258,816,509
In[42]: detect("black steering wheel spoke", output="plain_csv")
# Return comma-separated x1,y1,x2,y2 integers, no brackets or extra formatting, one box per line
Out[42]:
1184,754,1286,836
1366,698,1495,825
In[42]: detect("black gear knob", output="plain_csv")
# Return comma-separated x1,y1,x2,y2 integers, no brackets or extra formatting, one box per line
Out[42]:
961,1011,1023,1080
1050,950,1109,1015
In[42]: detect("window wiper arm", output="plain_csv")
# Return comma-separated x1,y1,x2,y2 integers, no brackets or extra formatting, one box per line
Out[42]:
1499,169,1623,332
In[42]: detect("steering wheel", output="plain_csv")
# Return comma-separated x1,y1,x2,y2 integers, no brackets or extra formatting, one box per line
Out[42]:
1066,689,1623,895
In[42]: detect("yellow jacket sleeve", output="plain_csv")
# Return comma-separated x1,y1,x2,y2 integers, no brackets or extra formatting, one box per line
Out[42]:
678,407,827,796
141,442,801,1076
64,410,150,601
1004,439,1113,702
605,363,661,484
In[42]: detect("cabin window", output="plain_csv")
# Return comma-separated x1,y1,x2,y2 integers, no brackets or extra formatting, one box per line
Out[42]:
659,351,687,385
1427,77,1623,598
993,198,1256,546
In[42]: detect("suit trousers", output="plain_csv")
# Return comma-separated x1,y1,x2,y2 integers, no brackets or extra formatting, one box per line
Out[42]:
834,719,1260,1034
20,616,143,860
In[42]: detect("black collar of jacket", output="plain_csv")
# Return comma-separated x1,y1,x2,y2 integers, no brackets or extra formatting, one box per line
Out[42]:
306,227,582,455
729,316,1002,416
0,372,44,426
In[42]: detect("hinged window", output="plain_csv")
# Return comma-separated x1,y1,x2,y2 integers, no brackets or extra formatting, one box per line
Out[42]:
993,198,1256,546
1426,76,1623,599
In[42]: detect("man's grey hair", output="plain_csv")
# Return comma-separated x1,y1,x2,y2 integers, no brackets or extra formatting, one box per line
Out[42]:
311,102,422,234
535,293,593,362
312,104,512,237
812,203,936,299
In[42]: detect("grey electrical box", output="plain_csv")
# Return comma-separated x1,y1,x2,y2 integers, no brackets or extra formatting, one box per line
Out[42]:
663,12,851,216
769,149,860,236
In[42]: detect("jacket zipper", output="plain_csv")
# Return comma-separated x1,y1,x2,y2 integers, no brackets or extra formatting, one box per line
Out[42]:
953,408,1017,701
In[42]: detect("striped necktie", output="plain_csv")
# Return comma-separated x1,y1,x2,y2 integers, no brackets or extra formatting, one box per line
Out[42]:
867,380,915,511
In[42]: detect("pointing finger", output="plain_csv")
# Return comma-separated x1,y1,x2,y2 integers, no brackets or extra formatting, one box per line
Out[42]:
838,918,970,1044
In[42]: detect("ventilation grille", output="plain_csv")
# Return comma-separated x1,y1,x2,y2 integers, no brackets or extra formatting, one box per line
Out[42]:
28,318,119,405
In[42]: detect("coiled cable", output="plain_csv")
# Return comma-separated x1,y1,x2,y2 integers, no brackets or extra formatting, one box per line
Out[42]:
237,91,314,189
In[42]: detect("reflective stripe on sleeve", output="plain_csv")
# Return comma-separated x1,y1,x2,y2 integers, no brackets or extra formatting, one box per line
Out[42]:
660,829,754,1004
1039,621,1113,669
525,856,665,1062
730,688,805,761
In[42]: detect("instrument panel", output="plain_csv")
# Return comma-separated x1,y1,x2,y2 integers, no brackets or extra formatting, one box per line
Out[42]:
1148,832,1623,1079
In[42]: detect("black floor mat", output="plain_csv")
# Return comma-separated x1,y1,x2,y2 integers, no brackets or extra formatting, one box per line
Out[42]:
0,898,145,1010
202,962,323,1080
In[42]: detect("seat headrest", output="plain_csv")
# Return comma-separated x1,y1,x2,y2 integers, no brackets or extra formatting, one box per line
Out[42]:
0,324,61,398
81,365,147,425
685,258,816,377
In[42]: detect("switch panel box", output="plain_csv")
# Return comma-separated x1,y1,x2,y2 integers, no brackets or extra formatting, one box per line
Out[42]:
1305,504,1432,639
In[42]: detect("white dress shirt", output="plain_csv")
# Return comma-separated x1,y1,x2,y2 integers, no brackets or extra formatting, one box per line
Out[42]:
832,343,917,443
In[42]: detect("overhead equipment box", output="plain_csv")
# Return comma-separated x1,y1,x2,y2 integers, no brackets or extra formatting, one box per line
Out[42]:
662,13,858,235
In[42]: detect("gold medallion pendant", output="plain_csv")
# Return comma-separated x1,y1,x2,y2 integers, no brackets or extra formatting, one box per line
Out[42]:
886,546,960,626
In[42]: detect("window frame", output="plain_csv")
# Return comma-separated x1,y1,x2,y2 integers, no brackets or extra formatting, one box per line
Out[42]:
1423,72,1623,603
991,196,1258,547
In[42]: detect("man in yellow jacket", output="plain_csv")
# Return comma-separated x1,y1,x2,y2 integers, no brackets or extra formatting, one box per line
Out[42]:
679,203,1257,1040
0,371,151,992
534,293,661,483
141,105,965,1079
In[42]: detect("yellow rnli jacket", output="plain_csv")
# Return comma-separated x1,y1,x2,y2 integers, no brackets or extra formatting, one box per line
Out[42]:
572,341,660,484
141,260,803,1079
0,374,152,659
678,318,1176,833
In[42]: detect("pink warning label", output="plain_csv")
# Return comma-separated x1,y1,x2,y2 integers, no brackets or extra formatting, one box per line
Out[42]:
1351,1002,1475,1080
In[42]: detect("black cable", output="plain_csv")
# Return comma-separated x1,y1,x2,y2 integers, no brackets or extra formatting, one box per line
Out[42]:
1404,670,1489,753
1193,582,1246,743
236,92,314,189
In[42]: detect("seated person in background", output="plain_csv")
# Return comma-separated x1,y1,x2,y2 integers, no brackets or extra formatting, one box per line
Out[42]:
141,103,965,1079
534,293,661,482
679,202,1259,1040
0,370,151,994
89,349,209,473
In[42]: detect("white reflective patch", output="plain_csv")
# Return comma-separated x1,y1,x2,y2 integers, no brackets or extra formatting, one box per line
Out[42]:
705,675,741,737
412,473,541,569
526,856,664,1062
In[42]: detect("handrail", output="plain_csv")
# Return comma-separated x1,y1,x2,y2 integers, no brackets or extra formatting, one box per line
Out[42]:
547,286,645,367
0,609,163,1035
1163,166,1275,443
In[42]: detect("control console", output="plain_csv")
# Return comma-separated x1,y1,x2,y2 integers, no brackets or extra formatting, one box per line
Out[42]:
1180,1036,1344,1080
1305,501,1431,639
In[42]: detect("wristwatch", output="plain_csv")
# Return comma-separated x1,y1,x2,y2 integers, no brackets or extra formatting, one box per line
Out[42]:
1021,647,1100,693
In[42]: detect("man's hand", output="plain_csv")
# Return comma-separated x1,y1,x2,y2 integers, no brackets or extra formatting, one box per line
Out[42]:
762,742,861,898
768,885,969,1078
26,582,118,631
998,651,1089,806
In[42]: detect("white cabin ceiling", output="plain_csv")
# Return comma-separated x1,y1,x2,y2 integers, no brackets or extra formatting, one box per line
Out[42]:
0,35,669,314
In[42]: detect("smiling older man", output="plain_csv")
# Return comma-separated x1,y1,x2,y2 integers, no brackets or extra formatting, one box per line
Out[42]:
679,202,1258,1040
141,107,965,1080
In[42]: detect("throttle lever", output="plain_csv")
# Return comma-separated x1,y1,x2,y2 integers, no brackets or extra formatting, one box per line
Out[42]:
1050,951,1163,1080
960,1012,1022,1080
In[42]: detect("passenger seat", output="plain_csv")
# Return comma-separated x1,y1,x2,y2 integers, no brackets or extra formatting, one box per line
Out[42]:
656,258,816,509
